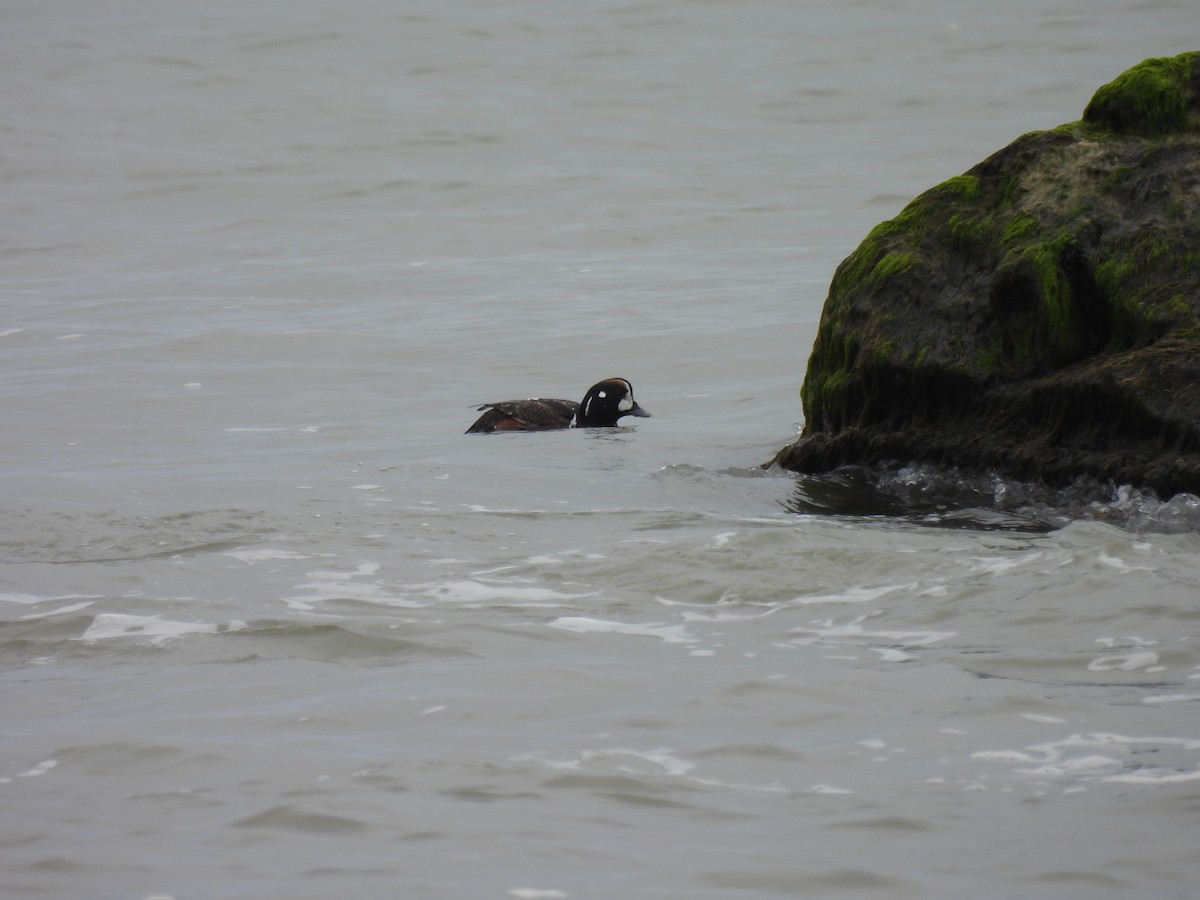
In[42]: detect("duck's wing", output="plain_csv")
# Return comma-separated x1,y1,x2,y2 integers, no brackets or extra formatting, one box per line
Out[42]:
465,398,579,433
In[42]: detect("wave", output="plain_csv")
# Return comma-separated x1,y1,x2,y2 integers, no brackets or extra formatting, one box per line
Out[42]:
780,464,1200,533
0,610,475,665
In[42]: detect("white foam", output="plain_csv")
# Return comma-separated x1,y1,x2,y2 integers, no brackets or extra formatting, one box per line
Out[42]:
805,784,854,795
1143,694,1200,705
548,616,697,645
520,748,786,793
530,748,695,777
680,608,775,624
428,580,594,607
1095,636,1157,648
966,552,1044,575
311,563,381,579
0,592,102,606
791,582,918,605
690,775,788,792
873,647,914,662
224,548,311,563
973,732,1200,785
1096,551,1151,573
286,566,423,610
20,601,94,620
1087,651,1160,672
789,613,955,649
78,614,247,644
972,750,1037,764
1103,768,1200,784
17,759,57,778
1019,755,1121,777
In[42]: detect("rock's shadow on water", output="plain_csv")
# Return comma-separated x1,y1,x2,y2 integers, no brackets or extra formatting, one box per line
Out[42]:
780,464,1200,534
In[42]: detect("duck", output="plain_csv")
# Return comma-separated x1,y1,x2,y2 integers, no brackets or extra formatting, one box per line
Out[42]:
466,377,651,433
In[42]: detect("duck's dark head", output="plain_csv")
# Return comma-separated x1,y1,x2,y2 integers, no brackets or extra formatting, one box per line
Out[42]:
573,378,651,427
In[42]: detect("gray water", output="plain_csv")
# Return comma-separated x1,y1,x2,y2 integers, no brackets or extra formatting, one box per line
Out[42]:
4,1,1200,897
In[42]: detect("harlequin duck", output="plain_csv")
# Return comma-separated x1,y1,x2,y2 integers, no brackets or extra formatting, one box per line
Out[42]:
466,377,651,433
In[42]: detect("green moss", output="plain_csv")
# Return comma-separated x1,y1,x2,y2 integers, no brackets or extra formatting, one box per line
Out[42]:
982,318,1041,374
829,228,921,310
975,313,1046,376
975,340,1001,373
821,370,852,397
1145,240,1169,263
1049,120,1114,142
1100,166,1133,191
826,243,876,314
1166,200,1189,222
1039,261,1072,332
868,197,931,241
936,174,980,200
836,178,980,293
948,211,994,247
872,339,895,362
870,251,917,283
839,240,881,284
1095,257,1137,293
1082,52,1198,136
801,315,874,426
801,361,856,425
1031,241,1073,341
992,223,1090,361
999,176,1020,206
1001,212,1038,245
1176,324,1200,342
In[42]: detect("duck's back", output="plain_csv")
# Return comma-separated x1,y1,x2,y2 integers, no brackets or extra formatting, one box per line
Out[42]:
465,397,579,433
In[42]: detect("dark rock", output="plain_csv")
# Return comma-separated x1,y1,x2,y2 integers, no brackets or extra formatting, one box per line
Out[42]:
770,52,1200,499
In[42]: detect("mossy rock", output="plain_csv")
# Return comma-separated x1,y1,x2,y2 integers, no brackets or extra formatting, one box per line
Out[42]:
773,52,1200,498
1083,53,1200,136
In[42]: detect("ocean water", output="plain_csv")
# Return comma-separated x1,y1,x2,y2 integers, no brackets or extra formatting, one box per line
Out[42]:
3,1,1200,897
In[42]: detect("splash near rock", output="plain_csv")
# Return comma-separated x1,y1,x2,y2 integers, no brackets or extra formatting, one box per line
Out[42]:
772,51,1200,499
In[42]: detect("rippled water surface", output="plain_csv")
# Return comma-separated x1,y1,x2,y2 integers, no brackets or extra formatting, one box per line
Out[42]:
4,1,1200,897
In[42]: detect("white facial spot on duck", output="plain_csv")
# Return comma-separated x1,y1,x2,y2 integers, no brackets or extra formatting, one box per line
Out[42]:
618,392,633,412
